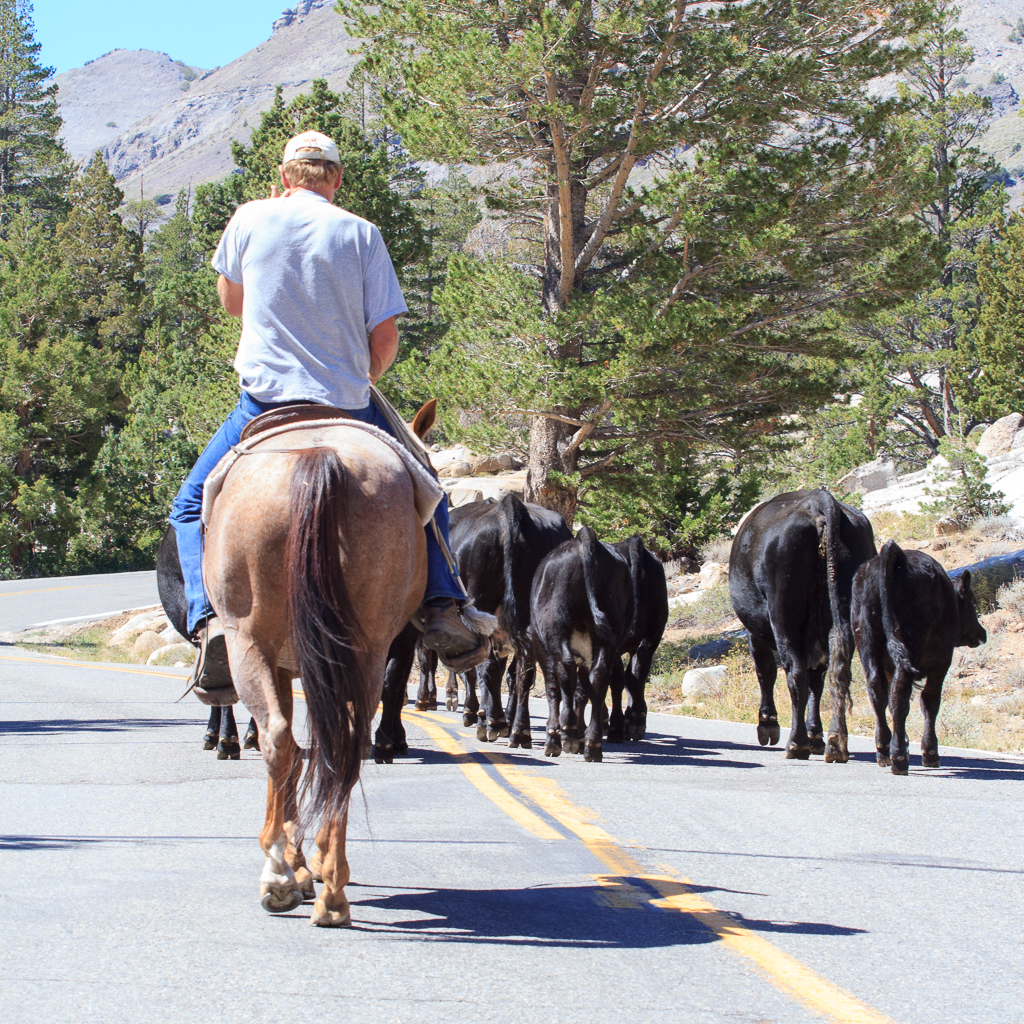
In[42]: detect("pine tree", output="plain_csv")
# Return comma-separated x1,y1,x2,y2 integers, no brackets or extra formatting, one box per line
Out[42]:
0,0,70,224
342,0,938,525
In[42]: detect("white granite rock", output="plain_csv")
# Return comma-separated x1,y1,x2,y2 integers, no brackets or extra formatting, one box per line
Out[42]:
681,665,727,698
977,413,1023,457
837,458,900,495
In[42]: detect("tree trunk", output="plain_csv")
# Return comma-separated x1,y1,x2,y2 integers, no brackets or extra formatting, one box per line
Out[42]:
527,179,588,526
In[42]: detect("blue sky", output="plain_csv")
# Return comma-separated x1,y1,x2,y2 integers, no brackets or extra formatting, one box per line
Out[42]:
34,0,299,76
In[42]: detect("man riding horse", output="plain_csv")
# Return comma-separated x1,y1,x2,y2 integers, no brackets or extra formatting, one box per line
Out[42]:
169,130,489,696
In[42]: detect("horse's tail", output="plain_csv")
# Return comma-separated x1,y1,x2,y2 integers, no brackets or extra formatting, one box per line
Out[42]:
286,447,368,833
879,540,914,678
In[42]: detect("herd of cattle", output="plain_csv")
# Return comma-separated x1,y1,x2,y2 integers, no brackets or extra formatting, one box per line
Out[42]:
158,487,987,777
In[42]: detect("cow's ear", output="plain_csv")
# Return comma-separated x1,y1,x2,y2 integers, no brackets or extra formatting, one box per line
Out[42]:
957,570,971,595
411,398,437,440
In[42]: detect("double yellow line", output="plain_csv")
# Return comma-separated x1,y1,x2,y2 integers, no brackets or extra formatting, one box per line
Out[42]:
405,709,895,1024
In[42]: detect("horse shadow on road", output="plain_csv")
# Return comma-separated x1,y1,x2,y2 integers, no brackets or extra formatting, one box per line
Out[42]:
335,878,867,948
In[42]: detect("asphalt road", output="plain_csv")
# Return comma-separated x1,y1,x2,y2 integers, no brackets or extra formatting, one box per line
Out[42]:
0,570,159,632
2,645,1022,1024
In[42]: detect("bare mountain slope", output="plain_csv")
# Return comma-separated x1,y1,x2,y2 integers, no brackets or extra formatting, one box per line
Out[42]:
56,0,359,204
54,50,207,167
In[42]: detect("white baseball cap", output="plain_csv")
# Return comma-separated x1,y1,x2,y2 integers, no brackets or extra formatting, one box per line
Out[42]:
282,130,340,164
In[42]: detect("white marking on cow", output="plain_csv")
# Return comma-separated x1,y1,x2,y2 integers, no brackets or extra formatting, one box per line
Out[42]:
570,631,593,669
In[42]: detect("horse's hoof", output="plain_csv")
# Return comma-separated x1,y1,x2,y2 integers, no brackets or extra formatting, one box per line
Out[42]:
921,752,940,768
310,900,352,928
891,759,909,776
785,744,811,760
824,736,849,764
463,712,476,728
809,735,826,756
877,753,891,767
260,883,303,914
476,723,489,742
584,744,603,763
293,867,317,901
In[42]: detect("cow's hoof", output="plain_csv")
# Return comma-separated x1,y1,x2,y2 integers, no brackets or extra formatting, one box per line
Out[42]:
605,726,624,744
202,730,217,750
463,712,477,728
891,759,909,776
260,883,303,914
785,743,811,760
243,729,259,751
921,752,941,768
564,736,581,755
508,730,532,749
293,867,317,901
476,723,489,742
446,697,460,712
625,722,646,742
876,753,891,767
373,746,393,765
584,744,603,763
415,700,434,711
217,742,240,761
824,737,849,764
757,720,780,746
544,737,562,757
808,735,826,756
310,899,351,928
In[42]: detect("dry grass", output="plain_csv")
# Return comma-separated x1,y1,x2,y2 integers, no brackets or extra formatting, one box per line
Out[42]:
8,614,164,665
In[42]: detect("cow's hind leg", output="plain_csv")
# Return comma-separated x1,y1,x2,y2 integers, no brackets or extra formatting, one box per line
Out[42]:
415,643,438,711
863,662,893,768
585,650,618,762
749,635,780,746
462,668,480,728
203,706,220,750
888,668,913,776
508,657,535,750
446,669,460,712
919,666,948,769
243,716,260,750
217,705,241,760
805,665,826,756
623,644,653,742
606,655,625,743
375,626,416,763
477,655,510,742
783,662,813,760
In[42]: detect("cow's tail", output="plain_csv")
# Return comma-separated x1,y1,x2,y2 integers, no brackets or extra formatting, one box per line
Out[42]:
286,448,369,836
622,535,644,642
497,493,527,645
879,540,914,678
823,492,855,715
578,526,617,646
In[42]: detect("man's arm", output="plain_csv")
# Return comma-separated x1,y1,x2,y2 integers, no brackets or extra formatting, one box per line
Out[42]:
217,275,244,317
368,316,399,383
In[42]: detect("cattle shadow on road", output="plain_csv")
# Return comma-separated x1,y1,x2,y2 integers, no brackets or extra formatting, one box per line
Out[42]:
342,880,867,947
600,733,765,769
0,717,204,736
927,753,1024,781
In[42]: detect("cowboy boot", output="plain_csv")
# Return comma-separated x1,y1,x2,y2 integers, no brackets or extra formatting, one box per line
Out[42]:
420,598,491,673
189,617,238,706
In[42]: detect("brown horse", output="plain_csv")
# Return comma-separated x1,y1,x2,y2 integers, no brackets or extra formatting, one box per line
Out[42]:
201,404,439,926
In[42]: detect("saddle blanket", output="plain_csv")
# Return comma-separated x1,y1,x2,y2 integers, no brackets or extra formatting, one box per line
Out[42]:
201,418,443,527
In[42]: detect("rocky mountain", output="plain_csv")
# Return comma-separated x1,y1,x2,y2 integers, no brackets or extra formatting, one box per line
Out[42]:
54,0,360,206
52,0,1024,210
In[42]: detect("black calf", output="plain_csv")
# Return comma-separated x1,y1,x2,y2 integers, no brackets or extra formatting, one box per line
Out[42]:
852,541,986,775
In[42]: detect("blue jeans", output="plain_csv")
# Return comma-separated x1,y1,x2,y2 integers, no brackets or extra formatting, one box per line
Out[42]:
169,391,462,636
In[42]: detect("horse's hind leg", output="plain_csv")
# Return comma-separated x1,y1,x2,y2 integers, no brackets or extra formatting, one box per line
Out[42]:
203,706,220,750
254,661,303,914
217,705,240,760
311,810,351,927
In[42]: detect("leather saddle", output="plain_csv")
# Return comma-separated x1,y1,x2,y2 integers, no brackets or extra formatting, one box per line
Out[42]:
239,403,354,442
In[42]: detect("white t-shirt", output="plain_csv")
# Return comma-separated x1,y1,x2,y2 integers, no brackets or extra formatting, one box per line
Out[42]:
211,189,408,409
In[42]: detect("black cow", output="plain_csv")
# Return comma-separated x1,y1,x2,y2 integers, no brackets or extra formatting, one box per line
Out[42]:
605,537,669,743
530,527,635,762
450,494,572,748
852,540,986,775
156,528,258,758
374,494,569,758
729,489,876,762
